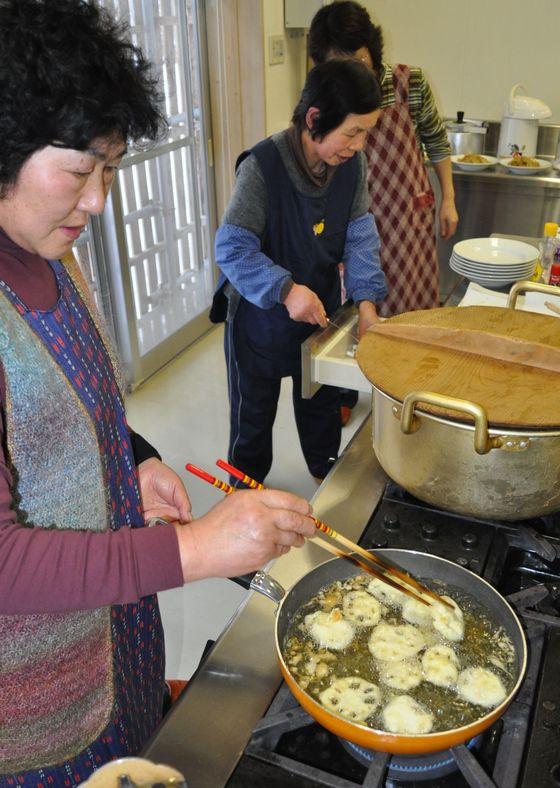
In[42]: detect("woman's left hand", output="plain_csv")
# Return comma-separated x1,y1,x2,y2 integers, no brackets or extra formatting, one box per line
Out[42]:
439,197,459,239
357,300,382,339
138,457,193,524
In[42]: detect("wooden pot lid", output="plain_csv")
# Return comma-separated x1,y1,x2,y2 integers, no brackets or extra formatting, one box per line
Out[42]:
356,306,560,429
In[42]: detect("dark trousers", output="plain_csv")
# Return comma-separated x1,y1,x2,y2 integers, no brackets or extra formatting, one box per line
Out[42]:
225,321,341,483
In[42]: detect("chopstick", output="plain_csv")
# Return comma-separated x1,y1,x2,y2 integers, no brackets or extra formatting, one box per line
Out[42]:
185,462,430,604
326,317,360,343
214,459,452,610
545,300,560,316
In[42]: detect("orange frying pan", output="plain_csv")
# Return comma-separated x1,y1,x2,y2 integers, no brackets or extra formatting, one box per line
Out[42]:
268,548,526,755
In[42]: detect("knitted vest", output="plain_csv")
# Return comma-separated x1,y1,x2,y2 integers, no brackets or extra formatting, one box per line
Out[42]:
0,255,122,772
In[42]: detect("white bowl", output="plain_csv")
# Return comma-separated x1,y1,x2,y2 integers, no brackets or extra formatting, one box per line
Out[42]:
451,154,497,171
498,157,552,175
453,237,538,265
467,277,521,289
449,261,530,287
450,254,536,276
450,270,524,290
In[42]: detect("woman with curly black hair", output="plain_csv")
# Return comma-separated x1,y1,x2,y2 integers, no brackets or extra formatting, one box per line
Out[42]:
0,2,314,782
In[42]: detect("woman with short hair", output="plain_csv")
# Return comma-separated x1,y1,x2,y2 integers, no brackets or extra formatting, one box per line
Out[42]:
309,0,458,318
213,58,387,486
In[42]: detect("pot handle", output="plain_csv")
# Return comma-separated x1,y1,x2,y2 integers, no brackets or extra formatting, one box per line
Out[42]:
508,82,525,114
400,390,495,455
507,280,560,308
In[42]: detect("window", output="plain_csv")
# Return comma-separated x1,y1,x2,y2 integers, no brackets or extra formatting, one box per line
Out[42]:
76,0,216,386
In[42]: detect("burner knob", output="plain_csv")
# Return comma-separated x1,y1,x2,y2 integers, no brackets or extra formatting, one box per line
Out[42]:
456,557,469,567
372,537,388,548
383,513,400,531
461,532,478,549
421,522,439,540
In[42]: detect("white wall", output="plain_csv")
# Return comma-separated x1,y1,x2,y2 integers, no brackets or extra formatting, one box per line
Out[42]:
262,0,307,135
362,0,560,123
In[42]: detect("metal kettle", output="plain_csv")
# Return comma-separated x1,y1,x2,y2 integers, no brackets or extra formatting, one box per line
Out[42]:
445,111,487,155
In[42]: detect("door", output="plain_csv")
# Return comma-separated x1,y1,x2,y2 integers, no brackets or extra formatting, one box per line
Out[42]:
75,0,217,387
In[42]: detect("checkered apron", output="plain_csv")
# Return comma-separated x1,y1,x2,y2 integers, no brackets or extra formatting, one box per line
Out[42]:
364,64,439,317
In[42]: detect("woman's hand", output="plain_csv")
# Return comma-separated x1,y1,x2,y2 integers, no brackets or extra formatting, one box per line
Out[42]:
174,489,316,581
284,284,328,327
138,457,192,523
439,197,459,239
357,300,381,339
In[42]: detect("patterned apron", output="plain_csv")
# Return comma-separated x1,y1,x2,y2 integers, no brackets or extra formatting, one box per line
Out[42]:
364,64,440,317
0,259,165,785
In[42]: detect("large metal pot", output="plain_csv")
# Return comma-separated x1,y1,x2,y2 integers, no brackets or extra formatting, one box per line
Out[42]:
372,387,560,520
253,549,526,755
361,281,560,521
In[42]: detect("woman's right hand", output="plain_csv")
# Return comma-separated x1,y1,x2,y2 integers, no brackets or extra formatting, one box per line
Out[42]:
174,489,316,582
284,284,328,327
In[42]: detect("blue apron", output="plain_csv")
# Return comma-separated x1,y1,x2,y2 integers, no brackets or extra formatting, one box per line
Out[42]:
214,137,358,378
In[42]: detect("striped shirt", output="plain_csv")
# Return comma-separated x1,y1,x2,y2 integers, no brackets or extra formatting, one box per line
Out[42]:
379,63,451,163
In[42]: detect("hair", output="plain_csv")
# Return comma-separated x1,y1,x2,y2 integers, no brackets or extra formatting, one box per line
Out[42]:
0,0,167,192
292,59,381,139
308,1,384,73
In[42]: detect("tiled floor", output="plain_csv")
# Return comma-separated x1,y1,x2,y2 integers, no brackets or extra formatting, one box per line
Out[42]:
126,325,370,678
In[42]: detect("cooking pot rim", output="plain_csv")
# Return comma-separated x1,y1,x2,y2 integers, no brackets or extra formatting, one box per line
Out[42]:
275,548,527,741
374,385,560,436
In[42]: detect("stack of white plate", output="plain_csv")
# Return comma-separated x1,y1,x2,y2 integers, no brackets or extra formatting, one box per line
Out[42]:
449,237,538,288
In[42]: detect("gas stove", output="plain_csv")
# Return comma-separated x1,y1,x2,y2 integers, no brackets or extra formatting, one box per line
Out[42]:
226,484,560,788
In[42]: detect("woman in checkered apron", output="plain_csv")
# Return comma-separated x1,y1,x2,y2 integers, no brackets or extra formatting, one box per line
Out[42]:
310,1,459,318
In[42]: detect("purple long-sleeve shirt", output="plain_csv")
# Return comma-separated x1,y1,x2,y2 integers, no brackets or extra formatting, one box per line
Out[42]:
0,229,183,614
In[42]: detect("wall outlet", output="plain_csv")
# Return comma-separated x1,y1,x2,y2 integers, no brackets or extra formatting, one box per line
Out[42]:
269,34,285,66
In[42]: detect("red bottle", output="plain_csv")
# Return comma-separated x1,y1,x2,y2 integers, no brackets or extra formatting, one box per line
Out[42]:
549,262,560,287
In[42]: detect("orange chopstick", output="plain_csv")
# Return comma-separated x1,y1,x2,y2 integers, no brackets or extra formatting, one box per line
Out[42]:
215,459,452,610
185,462,431,601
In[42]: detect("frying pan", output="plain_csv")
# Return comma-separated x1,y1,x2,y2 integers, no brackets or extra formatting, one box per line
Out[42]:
252,548,526,756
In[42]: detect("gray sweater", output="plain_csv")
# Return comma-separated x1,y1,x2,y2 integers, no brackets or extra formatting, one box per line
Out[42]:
223,130,370,239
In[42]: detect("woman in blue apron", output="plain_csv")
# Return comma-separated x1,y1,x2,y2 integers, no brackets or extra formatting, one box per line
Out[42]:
212,59,387,485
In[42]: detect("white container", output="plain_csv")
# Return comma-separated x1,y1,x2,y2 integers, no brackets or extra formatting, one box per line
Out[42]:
497,83,552,158
82,758,185,786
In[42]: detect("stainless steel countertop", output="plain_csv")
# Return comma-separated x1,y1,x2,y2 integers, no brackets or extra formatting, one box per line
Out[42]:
142,414,387,786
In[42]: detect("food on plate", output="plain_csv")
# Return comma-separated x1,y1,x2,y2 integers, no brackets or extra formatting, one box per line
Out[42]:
342,589,382,627
319,676,380,722
422,645,459,688
402,595,433,626
382,695,434,734
285,573,517,733
458,153,489,164
367,576,407,607
368,622,426,662
431,595,465,642
507,155,540,168
304,608,355,650
457,667,507,708
378,657,423,691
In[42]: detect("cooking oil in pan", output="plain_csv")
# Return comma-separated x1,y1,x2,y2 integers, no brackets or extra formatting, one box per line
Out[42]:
284,575,517,733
